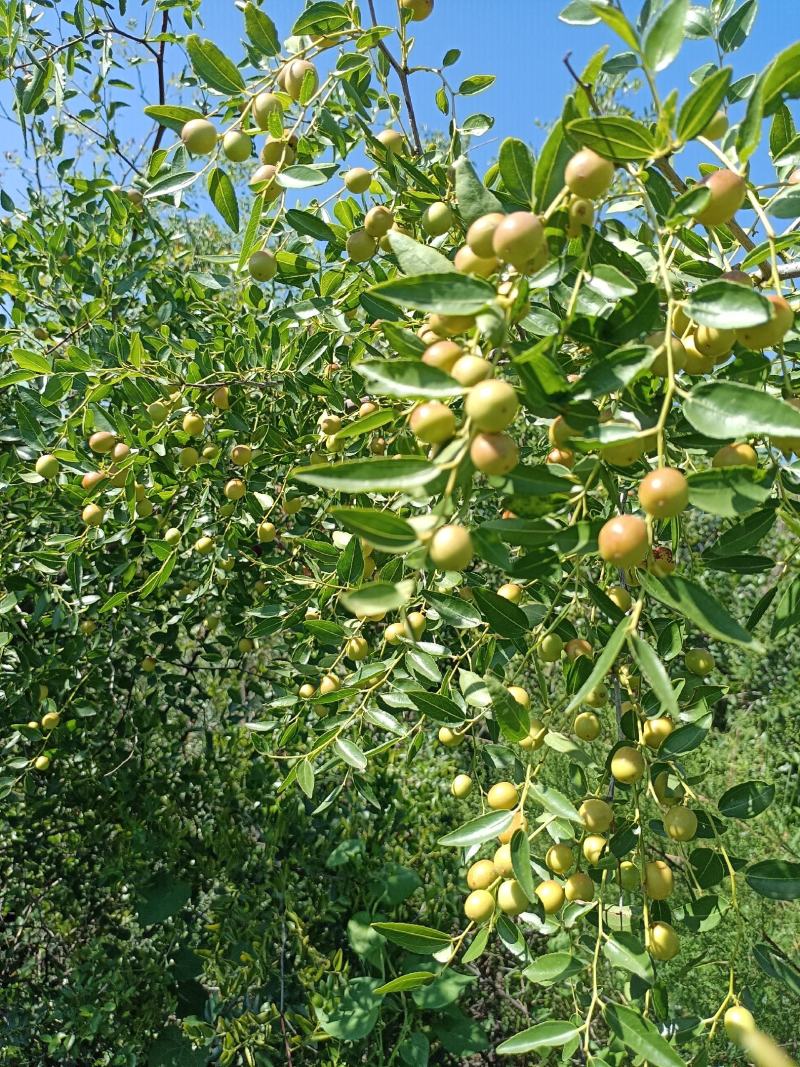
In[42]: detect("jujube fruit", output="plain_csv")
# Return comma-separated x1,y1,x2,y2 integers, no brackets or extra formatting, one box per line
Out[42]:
467,212,504,258
248,250,276,281
647,921,679,961
574,712,600,741
181,118,216,155
422,201,452,236
222,130,251,162
470,432,519,475
598,514,649,569
644,859,673,900
409,401,456,444
344,167,372,193
712,442,757,468
282,59,318,101
664,806,698,841
579,798,612,832
422,340,462,372
451,355,492,386
685,647,714,676
252,92,282,130
464,889,495,923
451,773,473,799
565,147,614,199
564,872,594,902
364,205,394,238
535,880,565,914
465,379,518,432
487,781,518,810
642,716,673,749
611,746,645,784
695,170,746,227
454,245,497,278
36,454,59,479
346,229,377,262
467,859,497,890
724,1006,756,1040
538,633,563,662
429,524,473,571
546,844,573,874
737,294,794,349
400,0,434,19
497,878,528,915
638,467,689,519
492,211,544,272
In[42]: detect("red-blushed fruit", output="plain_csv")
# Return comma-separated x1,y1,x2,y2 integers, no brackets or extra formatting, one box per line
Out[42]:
467,212,504,258
549,415,573,447
547,447,575,467
346,229,377,262
409,401,456,444
181,118,217,155
487,781,518,810
647,921,679,960
712,442,757,468
283,59,318,101
535,879,565,914
454,245,497,278
451,355,492,386
598,514,649,569
565,638,592,661
695,170,746,227
565,148,614,199
611,745,645,784
574,711,601,741
470,432,519,475
565,872,594,902
344,167,372,194
467,859,497,890
737,294,794,349
465,379,518,432
722,269,753,286
248,250,276,281
88,431,115,454
644,859,673,900
464,889,495,923
643,716,673,749
492,211,544,271
664,806,698,841
497,878,528,915
422,340,462,372
638,467,689,519
429,524,473,571
579,798,613,832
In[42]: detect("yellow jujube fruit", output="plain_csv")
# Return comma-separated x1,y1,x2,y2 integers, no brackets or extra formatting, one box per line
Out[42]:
487,781,518,810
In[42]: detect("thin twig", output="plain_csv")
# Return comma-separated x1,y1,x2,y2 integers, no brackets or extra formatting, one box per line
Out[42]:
151,12,170,155
366,0,422,155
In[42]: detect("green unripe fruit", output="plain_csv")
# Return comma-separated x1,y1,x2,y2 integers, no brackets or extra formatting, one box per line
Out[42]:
702,110,729,141
409,401,456,444
454,245,497,278
535,879,565,914
567,197,594,237
257,521,276,543
238,637,254,653
546,843,574,875
375,129,406,156
497,878,528,915
364,205,394,238
429,524,473,571
345,636,369,661
492,211,544,271
400,0,434,19
224,478,246,501
249,164,281,201
451,773,473,799
164,528,182,546
260,135,296,167
34,754,51,771
438,726,462,747
574,711,601,741
181,118,217,155
422,201,453,236
82,503,104,527
538,633,563,663
252,92,282,130
645,332,687,377
644,859,673,900
422,340,462,372
88,431,115,454
283,59,318,101
695,323,735,358
712,442,757,468
685,647,714,676
194,535,214,555
579,798,613,832
343,167,372,193
487,781,518,810
611,746,645,784
464,889,495,923
607,585,632,612
642,716,673,749
695,169,747,227
493,844,514,876
565,148,614,199
231,444,252,466
565,872,594,902
737,294,794,349
41,711,60,731
724,1006,756,1040
618,860,640,890
467,212,505,258
647,921,679,961
664,806,698,841
182,412,204,436
451,355,492,386
346,229,377,262
470,432,519,476
147,401,168,424
36,454,59,479
248,250,276,281
582,835,607,865
638,467,689,519
178,446,199,470
598,514,649,570
222,130,251,162
465,379,518,432
519,718,546,750
467,859,497,890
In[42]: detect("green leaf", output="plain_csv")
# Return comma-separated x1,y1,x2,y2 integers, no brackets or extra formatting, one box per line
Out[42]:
370,273,494,316
144,171,199,200
425,591,482,629
454,156,503,225
293,1,351,35
387,230,455,276
472,589,528,638
584,264,638,300
676,67,733,142
341,581,413,615
591,5,640,50
604,1003,687,1067
684,381,800,441
527,783,581,822
13,349,51,375
277,164,336,189
291,457,442,493
335,737,367,771
186,35,245,95
522,952,585,985
603,932,654,983
237,193,263,270
510,829,536,902
566,116,657,162
643,0,688,72
462,926,490,964
719,0,758,53
565,615,628,713
629,635,679,717
144,104,204,134
571,344,654,400
763,41,800,112
660,720,709,756
458,74,496,96
136,875,191,925
286,209,336,241
718,780,775,819
641,573,762,651
408,691,465,725
746,860,800,900
737,70,768,163
534,120,573,212
438,810,513,847
207,168,239,232
496,1021,579,1056
374,972,435,995
771,575,800,638
357,360,464,399
687,467,774,518
244,3,280,55
412,971,476,1009
498,137,534,206
486,675,529,742
330,508,417,552
684,280,771,329
753,942,800,999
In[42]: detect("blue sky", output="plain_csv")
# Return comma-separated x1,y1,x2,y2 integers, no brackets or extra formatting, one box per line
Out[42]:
0,1,791,194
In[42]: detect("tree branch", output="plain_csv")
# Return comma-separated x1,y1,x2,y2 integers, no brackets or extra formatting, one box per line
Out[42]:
151,12,170,155
366,0,422,155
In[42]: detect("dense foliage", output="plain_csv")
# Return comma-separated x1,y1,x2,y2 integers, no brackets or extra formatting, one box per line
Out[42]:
2,0,800,1064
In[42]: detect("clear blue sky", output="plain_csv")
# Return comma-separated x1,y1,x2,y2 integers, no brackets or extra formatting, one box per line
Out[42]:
0,1,791,193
